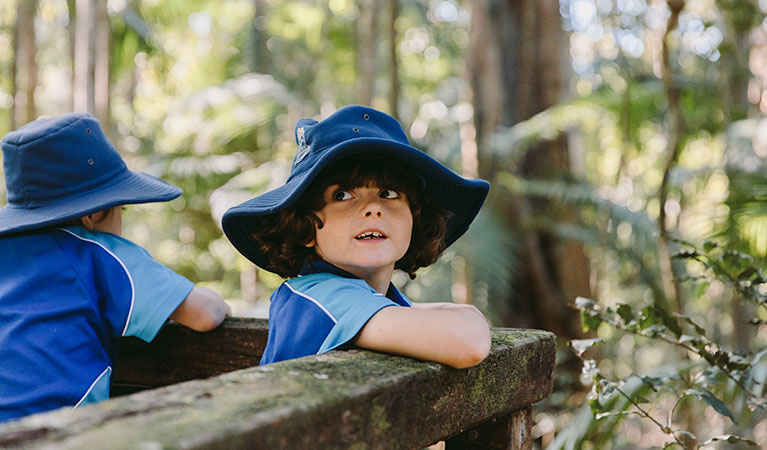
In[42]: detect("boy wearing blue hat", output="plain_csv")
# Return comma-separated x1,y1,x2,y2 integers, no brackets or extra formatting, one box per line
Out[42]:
223,105,491,368
0,113,230,423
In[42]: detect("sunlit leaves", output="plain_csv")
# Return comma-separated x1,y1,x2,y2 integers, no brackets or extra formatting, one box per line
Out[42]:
682,388,736,423
570,338,602,357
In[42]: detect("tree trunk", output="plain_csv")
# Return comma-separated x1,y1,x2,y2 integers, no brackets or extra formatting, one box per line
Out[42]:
73,0,96,114
67,0,77,111
94,1,110,130
467,0,590,339
12,0,39,129
250,0,270,74
387,0,400,121
356,0,379,106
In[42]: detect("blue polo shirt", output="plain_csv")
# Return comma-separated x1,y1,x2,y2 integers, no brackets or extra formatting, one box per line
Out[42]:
260,260,411,365
0,226,194,423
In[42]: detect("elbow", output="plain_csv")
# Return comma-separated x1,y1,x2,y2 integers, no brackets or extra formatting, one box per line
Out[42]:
191,311,225,332
189,300,229,332
449,325,491,369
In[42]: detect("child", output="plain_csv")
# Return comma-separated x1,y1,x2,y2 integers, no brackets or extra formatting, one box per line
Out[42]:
0,113,230,423
223,105,491,369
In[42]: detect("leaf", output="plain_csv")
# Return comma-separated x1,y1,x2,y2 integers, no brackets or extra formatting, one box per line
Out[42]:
738,266,760,282
581,359,600,379
675,430,697,440
701,434,759,446
595,410,634,420
570,338,603,356
574,296,599,310
677,334,701,346
581,310,603,332
694,281,710,298
703,241,718,253
674,313,707,336
616,303,635,324
684,388,736,423
752,348,767,364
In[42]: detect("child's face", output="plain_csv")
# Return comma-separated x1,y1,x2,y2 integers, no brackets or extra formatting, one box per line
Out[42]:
310,183,413,287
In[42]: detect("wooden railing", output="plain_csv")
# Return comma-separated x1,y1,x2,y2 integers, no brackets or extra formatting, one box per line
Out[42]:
0,318,556,449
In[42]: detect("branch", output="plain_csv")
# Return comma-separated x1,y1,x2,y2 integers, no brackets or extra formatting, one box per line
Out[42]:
615,386,689,449
657,0,686,315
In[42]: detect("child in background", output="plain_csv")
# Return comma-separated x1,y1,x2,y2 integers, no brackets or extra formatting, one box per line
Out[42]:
223,105,491,368
0,113,230,423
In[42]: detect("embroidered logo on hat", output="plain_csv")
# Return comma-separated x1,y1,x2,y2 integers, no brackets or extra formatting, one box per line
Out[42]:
294,127,311,165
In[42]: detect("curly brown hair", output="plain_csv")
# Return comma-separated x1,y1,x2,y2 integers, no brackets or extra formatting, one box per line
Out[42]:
252,154,451,279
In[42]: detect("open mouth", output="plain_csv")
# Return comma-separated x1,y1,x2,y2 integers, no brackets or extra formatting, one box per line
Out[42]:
355,231,386,240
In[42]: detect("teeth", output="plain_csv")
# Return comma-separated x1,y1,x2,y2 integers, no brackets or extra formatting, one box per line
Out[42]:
356,231,384,239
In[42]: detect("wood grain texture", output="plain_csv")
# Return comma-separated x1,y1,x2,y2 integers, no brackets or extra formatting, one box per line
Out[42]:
1,326,555,450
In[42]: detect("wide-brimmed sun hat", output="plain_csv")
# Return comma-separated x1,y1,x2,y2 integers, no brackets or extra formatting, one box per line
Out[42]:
0,113,181,237
222,105,490,272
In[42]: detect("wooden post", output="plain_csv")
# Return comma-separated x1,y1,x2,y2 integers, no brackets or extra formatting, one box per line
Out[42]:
445,407,532,450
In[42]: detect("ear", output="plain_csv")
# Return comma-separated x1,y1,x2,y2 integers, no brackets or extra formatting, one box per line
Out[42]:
79,213,97,230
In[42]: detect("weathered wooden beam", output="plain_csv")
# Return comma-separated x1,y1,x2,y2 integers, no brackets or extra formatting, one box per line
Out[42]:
444,406,532,450
0,328,555,450
112,317,268,391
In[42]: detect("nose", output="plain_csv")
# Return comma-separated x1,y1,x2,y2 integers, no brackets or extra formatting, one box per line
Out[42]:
361,192,383,218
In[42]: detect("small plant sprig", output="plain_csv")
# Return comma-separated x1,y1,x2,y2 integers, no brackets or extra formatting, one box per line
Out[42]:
570,240,766,448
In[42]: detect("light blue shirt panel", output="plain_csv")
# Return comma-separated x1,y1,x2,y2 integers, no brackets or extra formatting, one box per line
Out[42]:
77,367,112,408
64,227,194,342
287,273,412,354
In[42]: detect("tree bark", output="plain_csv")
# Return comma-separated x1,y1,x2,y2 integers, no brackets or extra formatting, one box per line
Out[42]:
467,0,590,338
356,0,379,106
387,0,400,121
94,1,110,130
12,0,39,129
67,0,77,111
73,0,96,114
250,0,270,74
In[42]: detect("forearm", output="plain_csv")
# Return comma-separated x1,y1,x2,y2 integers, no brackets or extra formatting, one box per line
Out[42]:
353,304,491,369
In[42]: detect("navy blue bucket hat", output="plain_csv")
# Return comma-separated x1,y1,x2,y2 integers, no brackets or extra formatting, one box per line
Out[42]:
0,113,181,237
222,105,490,272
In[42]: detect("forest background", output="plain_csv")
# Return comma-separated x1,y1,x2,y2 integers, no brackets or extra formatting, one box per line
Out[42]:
2,0,767,448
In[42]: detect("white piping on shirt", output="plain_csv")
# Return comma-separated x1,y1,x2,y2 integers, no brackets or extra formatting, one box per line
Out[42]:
57,228,136,336
284,282,338,323
74,366,112,408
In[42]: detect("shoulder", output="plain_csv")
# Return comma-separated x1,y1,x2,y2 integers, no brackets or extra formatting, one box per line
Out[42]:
55,226,146,251
53,227,152,262
285,273,380,300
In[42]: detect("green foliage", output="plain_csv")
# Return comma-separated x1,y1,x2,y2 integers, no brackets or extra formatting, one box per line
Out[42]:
568,238,767,448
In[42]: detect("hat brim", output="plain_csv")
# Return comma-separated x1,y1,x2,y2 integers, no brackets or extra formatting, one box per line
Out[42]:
222,138,490,272
0,170,181,237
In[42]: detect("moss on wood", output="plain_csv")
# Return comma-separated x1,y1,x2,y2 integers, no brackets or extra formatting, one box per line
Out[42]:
0,328,555,450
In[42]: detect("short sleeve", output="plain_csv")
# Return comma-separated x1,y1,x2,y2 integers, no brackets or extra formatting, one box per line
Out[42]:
288,275,404,354
61,228,194,342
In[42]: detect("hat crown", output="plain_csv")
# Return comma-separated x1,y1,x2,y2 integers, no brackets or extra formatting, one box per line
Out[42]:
288,106,410,182
2,113,128,207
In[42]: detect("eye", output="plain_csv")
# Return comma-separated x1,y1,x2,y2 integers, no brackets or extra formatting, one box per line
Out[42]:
333,190,353,201
379,189,399,199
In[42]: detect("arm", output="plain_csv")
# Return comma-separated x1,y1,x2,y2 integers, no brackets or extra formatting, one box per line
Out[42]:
352,302,491,369
170,286,231,332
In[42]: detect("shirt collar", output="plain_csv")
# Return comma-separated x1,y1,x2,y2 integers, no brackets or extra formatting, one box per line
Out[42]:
298,260,411,306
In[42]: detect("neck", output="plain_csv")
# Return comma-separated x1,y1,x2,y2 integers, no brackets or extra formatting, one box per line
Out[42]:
324,261,393,294
363,272,392,295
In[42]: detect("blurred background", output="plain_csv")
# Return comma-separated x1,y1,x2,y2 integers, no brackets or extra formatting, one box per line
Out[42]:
1,0,767,448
